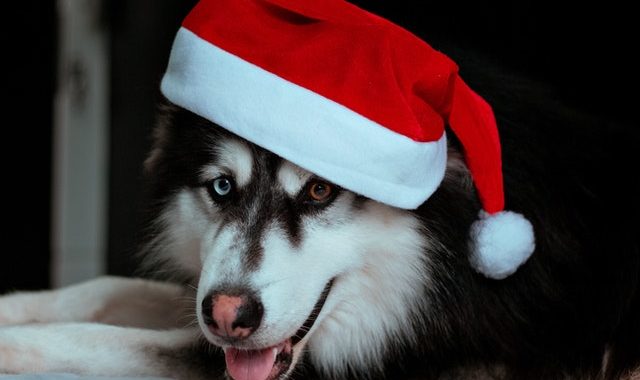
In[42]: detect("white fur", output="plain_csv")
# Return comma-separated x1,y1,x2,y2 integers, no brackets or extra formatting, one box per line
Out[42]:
277,161,313,196
307,202,427,376
470,210,535,279
201,137,253,187
145,190,211,278
196,222,247,291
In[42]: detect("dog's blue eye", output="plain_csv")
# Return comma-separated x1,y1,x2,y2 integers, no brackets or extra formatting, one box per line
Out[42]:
213,178,232,195
207,176,235,201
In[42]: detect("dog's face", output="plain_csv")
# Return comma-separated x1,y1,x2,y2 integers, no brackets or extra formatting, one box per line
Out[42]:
144,105,466,380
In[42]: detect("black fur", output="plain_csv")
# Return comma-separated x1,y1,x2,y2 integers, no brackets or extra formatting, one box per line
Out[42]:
142,45,640,380
413,51,639,378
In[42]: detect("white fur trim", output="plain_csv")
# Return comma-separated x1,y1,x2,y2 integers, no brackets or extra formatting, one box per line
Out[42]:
161,28,447,209
470,210,535,279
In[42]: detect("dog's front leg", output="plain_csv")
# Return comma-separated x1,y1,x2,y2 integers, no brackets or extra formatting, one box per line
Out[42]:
0,323,223,379
0,276,193,329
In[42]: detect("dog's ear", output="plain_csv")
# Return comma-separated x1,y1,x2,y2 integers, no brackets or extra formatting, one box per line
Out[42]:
144,100,178,176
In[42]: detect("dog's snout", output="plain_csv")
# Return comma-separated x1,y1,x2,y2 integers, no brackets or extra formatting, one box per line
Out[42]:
201,290,263,340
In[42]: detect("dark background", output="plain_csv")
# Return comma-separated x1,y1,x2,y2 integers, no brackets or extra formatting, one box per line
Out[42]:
1,1,636,292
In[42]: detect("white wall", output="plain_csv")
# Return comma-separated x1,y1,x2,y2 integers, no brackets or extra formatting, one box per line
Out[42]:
52,0,109,287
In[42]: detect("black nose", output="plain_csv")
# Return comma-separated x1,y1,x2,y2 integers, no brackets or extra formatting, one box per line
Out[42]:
201,288,263,340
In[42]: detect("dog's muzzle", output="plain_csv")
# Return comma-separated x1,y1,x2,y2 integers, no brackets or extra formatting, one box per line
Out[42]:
215,279,335,380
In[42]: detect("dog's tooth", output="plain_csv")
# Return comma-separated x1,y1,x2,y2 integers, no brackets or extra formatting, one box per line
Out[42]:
272,347,278,359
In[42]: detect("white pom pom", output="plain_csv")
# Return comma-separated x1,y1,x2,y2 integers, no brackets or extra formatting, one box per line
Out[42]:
469,210,535,279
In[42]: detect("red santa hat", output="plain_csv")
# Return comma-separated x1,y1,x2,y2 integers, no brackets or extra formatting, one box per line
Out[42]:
161,0,535,279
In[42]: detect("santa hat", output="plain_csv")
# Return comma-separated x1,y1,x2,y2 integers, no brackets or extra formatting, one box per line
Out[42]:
161,0,535,279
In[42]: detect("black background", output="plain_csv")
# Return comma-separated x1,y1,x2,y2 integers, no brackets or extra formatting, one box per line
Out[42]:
1,1,636,292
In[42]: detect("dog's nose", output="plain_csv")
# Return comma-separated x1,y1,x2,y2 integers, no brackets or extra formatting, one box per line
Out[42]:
201,290,263,339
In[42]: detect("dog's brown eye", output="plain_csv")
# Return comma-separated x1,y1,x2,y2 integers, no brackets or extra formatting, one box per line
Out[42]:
308,181,333,203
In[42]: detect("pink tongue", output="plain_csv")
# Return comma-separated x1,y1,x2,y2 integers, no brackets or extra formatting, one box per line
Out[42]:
225,347,277,380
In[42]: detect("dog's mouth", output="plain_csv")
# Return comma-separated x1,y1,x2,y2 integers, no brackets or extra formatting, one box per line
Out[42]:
223,279,334,380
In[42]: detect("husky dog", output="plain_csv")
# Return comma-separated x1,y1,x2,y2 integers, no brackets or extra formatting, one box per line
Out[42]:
2,12,640,380
2,83,640,379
